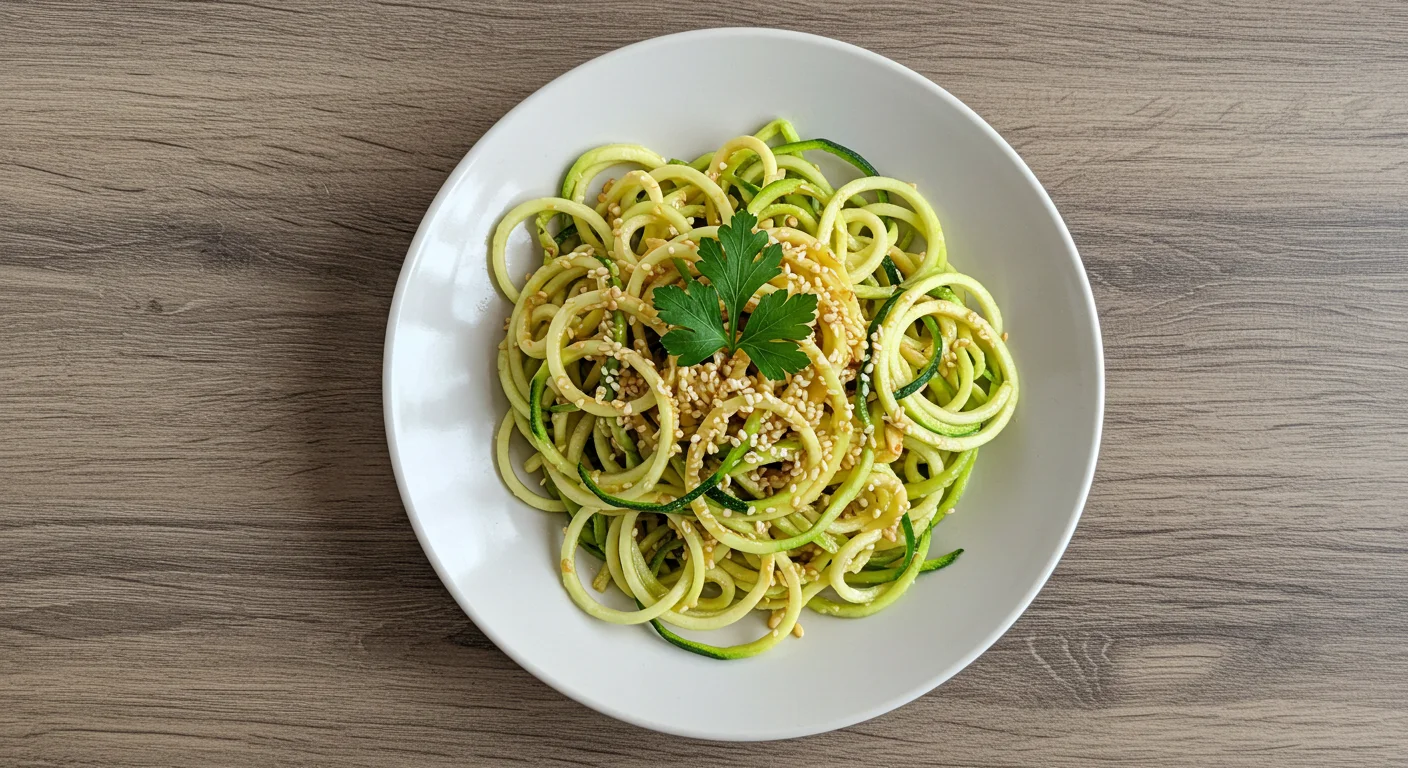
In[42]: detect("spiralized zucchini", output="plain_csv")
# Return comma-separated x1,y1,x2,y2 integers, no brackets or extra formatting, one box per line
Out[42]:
493,120,1017,658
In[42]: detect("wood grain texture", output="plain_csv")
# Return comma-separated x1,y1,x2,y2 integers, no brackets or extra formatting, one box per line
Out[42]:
3,1,1407,765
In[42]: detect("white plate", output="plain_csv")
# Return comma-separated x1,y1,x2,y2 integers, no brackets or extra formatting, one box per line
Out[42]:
384,28,1103,741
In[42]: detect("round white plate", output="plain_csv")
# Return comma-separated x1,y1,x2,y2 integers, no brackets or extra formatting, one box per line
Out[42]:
384,28,1103,741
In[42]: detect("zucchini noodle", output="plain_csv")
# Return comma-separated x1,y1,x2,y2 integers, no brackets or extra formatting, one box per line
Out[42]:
492,120,1018,659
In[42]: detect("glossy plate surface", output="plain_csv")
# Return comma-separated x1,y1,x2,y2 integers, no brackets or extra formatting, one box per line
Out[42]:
384,27,1103,740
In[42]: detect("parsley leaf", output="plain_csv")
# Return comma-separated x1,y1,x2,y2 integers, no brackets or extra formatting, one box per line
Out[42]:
698,214,781,345
654,209,817,379
653,280,730,367
695,236,781,345
739,289,819,380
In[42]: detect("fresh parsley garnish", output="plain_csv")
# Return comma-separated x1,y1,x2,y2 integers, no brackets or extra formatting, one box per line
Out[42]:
653,210,818,380
651,280,731,366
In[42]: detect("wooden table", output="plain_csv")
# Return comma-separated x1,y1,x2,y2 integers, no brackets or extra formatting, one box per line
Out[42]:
4,2,1406,765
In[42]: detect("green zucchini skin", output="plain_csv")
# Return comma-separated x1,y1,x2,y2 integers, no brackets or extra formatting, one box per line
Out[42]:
894,316,943,401
577,463,726,514
636,601,751,660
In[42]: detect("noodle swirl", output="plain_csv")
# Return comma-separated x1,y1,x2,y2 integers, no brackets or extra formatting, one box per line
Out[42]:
492,120,1019,658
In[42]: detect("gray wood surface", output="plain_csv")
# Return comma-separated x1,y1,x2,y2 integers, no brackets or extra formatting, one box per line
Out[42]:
3,1,1406,765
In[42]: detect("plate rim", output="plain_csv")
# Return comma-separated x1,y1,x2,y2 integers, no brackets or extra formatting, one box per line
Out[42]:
383,26,1105,741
